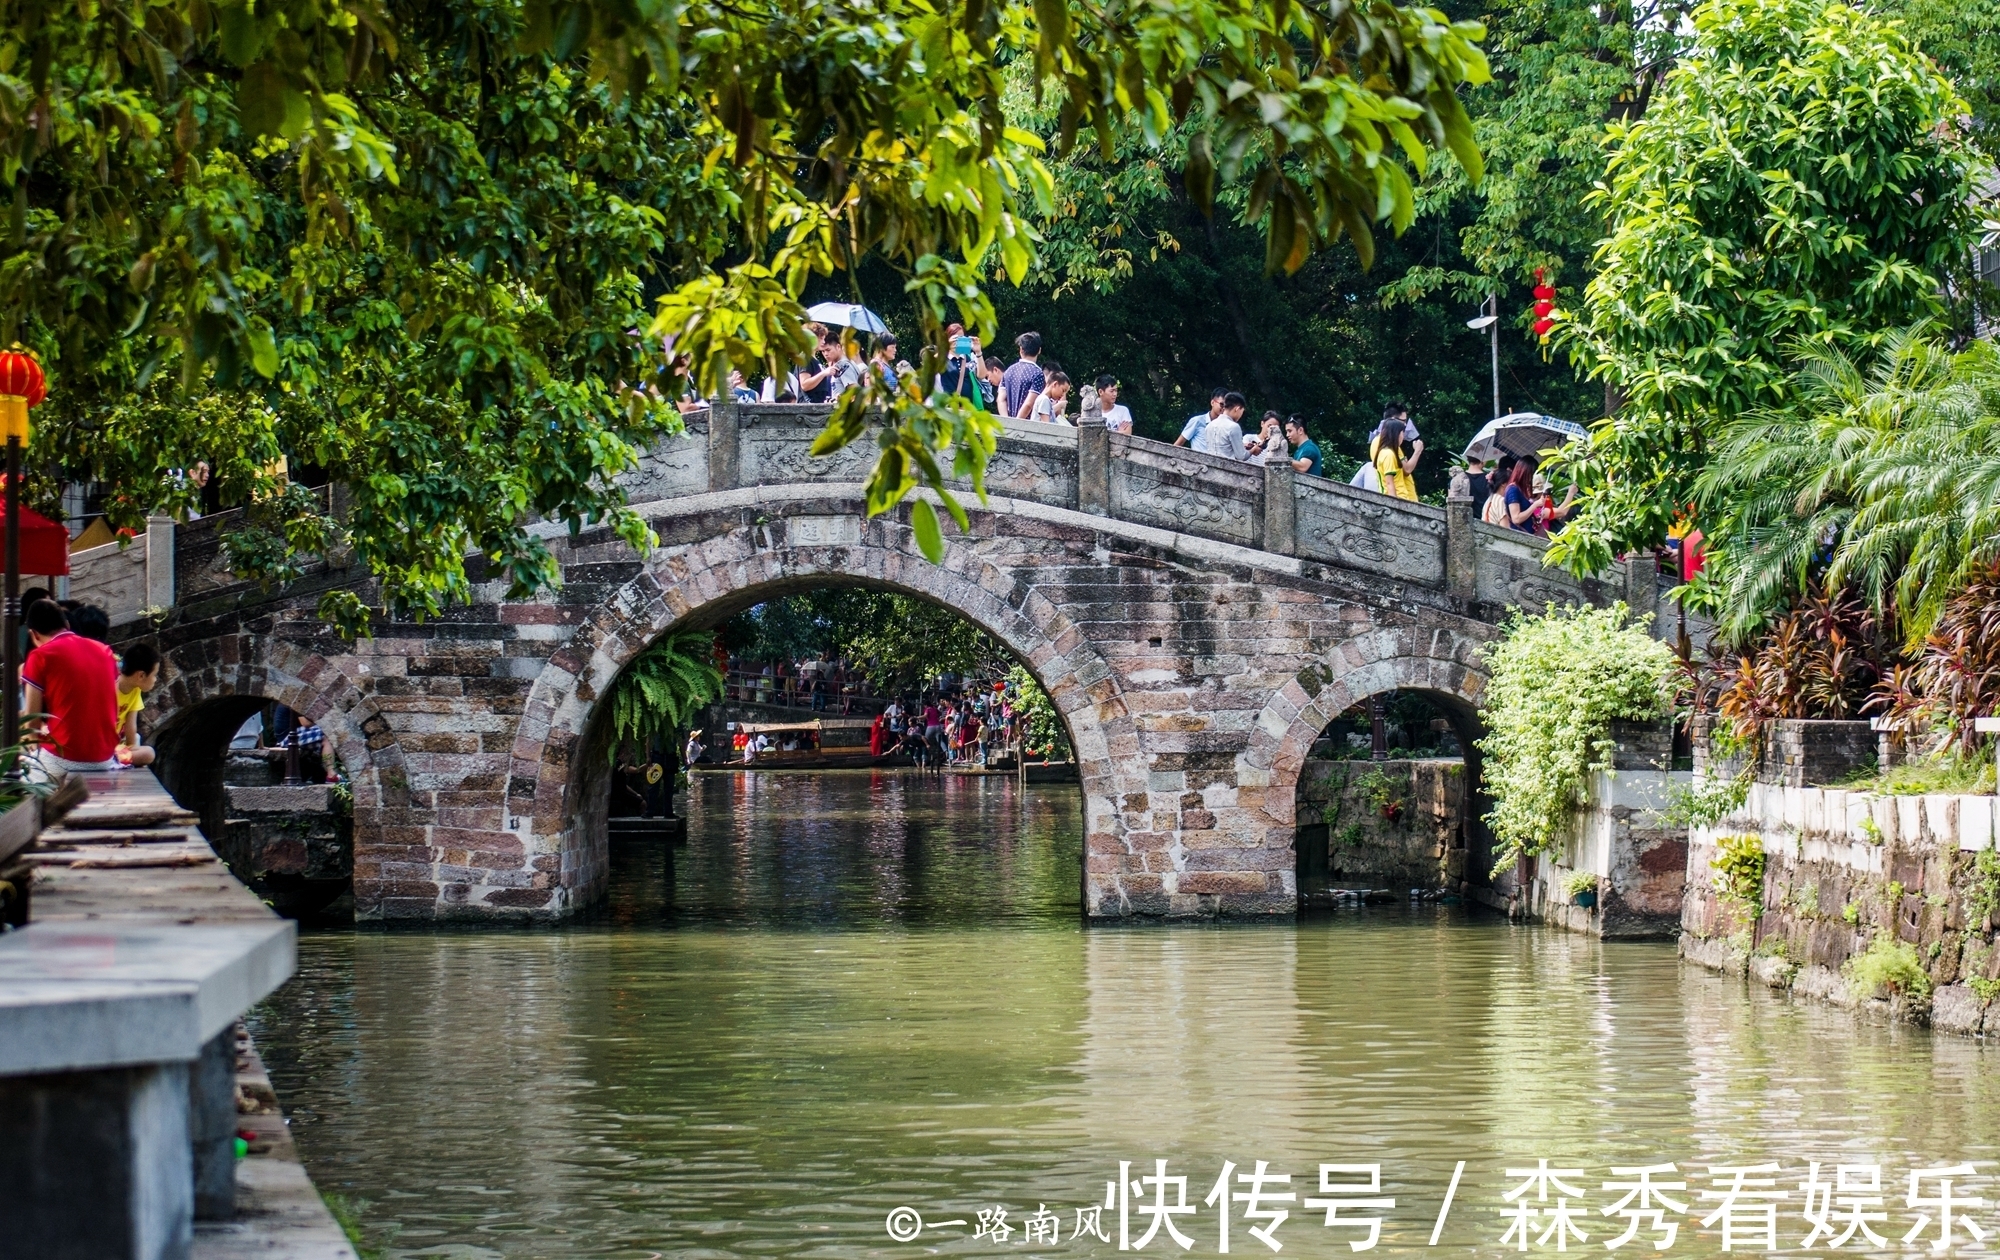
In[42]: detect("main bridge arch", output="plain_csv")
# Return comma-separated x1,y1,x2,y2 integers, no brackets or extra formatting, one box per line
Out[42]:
510,503,1137,916
492,489,1510,922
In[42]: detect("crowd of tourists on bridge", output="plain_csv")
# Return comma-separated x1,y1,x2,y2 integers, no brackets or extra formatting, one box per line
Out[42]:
717,319,1580,540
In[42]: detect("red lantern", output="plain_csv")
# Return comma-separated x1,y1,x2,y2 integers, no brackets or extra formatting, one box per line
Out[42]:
0,347,47,443
1531,268,1556,341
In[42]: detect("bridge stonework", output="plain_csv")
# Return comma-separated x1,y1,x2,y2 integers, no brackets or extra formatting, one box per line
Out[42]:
142,406,1644,922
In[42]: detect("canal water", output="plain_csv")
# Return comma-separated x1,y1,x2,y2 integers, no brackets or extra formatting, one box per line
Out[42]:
252,774,2000,1259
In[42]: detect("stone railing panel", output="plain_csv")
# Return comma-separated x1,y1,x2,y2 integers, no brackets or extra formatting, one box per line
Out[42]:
621,410,709,504
173,510,240,599
974,421,1080,506
1107,434,1262,546
1471,520,1616,613
66,517,174,625
1293,478,1445,585
737,405,879,486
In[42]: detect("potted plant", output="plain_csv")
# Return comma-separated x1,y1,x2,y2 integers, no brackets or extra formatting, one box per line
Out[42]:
1562,869,1599,910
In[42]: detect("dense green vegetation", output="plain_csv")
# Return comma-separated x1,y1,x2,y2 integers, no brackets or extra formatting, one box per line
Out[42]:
1477,603,1678,872
4,0,1489,619
1545,0,1985,575
720,590,1011,695
601,631,724,758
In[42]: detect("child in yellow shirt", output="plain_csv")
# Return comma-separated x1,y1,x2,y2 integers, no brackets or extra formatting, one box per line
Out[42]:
115,644,162,767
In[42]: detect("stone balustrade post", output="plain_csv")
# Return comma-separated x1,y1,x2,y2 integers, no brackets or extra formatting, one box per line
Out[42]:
144,515,176,610
1076,387,1109,517
1624,546,1658,628
708,398,740,492
1261,461,1295,555
1444,474,1477,600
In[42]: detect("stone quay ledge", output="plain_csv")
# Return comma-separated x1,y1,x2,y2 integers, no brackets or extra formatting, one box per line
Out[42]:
0,767,354,1260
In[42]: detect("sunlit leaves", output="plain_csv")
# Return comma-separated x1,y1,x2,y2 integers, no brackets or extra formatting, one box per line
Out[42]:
1545,0,1983,576
10,1,730,627
646,0,1488,528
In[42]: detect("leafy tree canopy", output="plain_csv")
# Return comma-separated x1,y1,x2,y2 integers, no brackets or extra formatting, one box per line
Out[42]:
3,0,1490,629
721,589,1010,695
1543,0,1985,576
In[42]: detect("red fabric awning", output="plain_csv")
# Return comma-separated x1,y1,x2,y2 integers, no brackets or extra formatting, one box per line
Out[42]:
1,503,72,576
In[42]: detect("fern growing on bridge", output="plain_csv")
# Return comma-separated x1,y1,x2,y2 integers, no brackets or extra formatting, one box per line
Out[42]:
604,632,726,760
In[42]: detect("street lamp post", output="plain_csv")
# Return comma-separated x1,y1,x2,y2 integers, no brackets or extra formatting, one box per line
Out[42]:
1465,296,1500,419
0,348,47,761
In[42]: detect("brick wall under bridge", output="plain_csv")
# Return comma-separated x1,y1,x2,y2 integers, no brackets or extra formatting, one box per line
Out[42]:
138,406,1652,922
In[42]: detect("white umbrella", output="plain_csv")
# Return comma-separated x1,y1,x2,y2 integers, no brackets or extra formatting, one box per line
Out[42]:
804,301,889,335
1462,412,1588,464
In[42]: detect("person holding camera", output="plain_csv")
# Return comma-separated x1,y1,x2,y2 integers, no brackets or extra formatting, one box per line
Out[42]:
941,322,985,406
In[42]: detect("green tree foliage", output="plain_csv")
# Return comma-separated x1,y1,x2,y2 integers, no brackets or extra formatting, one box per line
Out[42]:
1695,331,2000,647
1886,0,2000,160
1384,0,1684,312
1477,603,1676,872
1545,0,1984,576
603,630,725,758
7,0,738,630
3,0,1491,625
980,10,1589,481
1007,664,1070,760
722,589,1010,694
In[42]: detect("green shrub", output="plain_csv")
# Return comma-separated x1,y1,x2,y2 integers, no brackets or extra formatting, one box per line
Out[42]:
1966,849,2000,929
1352,766,1408,823
1970,977,2000,1005
1711,833,1767,916
1854,747,1996,797
1660,769,1751,830
1478,604,1678,873
1844,934,1932,1001
602,631,725,760
1008,666,1072,761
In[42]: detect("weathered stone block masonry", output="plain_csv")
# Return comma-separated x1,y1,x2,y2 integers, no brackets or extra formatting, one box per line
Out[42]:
131,405,1665,923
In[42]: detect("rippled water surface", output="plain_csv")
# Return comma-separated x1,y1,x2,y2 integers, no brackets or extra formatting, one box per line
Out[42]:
252,772,2000,1259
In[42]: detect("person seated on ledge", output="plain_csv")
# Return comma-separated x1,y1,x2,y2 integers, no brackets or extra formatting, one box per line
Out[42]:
23,597,121,774
114,643,162,767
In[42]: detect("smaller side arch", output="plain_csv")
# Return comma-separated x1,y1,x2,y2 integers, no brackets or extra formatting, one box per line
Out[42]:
1236,626,1498,891
144,632,412,915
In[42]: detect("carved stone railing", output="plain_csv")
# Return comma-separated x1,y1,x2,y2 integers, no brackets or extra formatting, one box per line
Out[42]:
156,402,1643,624
626,401,1635,621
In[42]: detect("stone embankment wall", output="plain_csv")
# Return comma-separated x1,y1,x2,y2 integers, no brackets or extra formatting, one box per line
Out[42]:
1680,721,2000,1036
1295,758,1465,900
213,783,353,920
1510,721,1690,940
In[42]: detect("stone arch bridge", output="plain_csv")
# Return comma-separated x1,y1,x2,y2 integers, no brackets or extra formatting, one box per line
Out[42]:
95,404,1662,922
